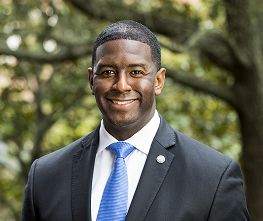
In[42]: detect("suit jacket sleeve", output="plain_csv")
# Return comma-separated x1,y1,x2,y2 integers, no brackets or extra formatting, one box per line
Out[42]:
21,160,37,221
208,160,250,220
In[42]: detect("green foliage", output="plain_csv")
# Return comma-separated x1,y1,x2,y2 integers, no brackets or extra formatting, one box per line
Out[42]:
157,79,240,160
0,0,243,220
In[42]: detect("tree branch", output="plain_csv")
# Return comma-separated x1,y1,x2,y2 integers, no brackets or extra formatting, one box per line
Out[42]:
159,42,184,54
0,45,93,63
67,0,199,43
29,86,88,165
166,68,237,107
187,30,251,76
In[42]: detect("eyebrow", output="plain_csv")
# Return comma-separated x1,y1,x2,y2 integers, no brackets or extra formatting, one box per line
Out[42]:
128,64,147,70
97,64,115,69
96,64,115,73
96,63,147,72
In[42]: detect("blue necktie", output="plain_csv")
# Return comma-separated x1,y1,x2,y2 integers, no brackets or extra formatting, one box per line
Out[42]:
97,142,135,221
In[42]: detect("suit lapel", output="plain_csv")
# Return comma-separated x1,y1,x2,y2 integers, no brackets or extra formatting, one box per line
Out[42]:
126,116,176,221
71,125,100,221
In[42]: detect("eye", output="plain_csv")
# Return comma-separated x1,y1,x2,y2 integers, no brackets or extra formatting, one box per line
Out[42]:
101,70,115,77
130,70,143,77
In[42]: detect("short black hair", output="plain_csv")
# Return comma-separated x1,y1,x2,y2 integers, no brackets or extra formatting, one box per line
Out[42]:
92,20,161,70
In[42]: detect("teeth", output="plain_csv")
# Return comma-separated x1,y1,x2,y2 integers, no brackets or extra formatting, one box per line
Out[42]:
112,100,135,105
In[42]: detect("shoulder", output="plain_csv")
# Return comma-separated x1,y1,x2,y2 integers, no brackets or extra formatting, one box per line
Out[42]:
37,135,85,164
34,125,99,171
169,128,242,184
173,128,233,164
158,114,234,168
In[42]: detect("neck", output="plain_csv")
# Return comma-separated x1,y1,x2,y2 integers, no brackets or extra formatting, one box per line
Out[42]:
104,110,156,141
105,124,142,141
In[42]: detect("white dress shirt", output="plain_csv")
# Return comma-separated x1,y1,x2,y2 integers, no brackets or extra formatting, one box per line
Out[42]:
91,110,160,221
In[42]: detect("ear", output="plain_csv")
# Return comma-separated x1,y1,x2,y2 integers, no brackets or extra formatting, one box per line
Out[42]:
155,68,166,96
88,67,95,95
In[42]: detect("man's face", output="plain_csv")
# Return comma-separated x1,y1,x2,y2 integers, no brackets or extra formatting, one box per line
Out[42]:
89,39,165,139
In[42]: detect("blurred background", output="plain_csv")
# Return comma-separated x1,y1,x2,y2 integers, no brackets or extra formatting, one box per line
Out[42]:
0,0,263,220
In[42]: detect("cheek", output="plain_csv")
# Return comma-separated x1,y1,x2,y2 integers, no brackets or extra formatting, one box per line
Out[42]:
136,83,156,105
93,79,110,94
140,80,156,95
132,77,155,90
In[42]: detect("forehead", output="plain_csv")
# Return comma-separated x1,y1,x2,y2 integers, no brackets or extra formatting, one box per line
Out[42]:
95,39,154,67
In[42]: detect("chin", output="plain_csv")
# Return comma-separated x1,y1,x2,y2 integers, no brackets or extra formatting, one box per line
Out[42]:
111,119,136,128
108,115,139,128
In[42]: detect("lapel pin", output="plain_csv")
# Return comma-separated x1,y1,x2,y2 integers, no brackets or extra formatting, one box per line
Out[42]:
156,155,165,164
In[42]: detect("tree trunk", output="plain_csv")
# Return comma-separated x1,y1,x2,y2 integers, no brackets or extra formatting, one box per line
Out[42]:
222,0,263,219
233,71,263,221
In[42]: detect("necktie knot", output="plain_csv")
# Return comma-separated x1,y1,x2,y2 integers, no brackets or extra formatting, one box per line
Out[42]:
109,142,135,159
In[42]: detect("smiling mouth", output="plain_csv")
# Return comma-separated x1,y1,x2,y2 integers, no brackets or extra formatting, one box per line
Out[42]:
110,99,137,105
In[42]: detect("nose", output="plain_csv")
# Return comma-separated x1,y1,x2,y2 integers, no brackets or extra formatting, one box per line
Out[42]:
112,72,131,93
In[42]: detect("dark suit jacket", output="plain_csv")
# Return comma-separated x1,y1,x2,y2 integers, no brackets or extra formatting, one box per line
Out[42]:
21,115,250,221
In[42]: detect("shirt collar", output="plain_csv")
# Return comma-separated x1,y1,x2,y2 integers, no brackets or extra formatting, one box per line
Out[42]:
97,110,160,155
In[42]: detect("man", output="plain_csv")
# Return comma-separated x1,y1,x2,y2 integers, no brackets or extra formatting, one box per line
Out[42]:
21,20,250,221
